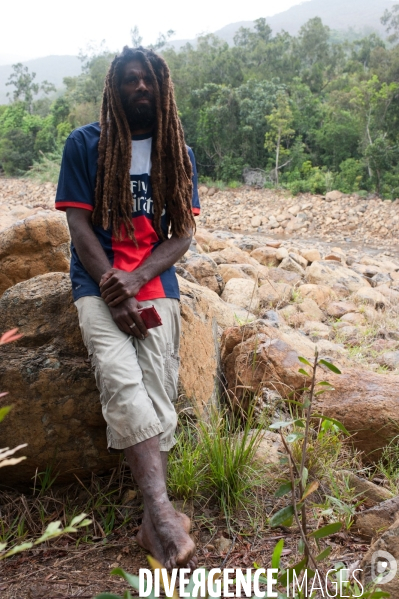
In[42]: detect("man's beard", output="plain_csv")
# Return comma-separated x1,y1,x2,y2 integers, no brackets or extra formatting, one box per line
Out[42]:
120,93,156,130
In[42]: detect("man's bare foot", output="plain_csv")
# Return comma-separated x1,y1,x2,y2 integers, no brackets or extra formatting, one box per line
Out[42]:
136,510,197,570
150,502,196,570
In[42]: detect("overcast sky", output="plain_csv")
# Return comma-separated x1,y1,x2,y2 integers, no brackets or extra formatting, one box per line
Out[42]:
0,0,304,64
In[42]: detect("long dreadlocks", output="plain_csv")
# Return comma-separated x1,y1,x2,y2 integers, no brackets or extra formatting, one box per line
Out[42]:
93,46,196,241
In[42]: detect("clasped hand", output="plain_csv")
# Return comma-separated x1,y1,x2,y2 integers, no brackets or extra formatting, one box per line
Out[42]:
99,268,148,339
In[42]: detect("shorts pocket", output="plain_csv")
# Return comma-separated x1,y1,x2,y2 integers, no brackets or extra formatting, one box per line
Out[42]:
164,342,180,401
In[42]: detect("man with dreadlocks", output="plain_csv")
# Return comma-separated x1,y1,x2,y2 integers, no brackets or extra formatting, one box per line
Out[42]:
55,46,200,569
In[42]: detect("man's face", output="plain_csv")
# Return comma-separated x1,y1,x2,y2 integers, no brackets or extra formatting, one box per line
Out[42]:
119,59,156,131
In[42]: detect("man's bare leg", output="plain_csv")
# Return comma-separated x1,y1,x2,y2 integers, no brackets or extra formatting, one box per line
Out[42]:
125,436,195,569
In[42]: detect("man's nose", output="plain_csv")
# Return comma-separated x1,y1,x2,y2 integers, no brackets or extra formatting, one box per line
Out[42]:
137,78,148,92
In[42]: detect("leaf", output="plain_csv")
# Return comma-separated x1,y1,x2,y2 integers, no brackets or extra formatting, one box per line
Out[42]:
298,539,304,554
270,420,296,430
298,357,312,367
316,546,332,562
369,592,391,598
317,381,334,386
271,539,284,569
275,482,292,498
1,542,33,558
298,368,310,377
301,480,319,501
310,522,342,539
111,568,141,591
318,360,342,374
70,513,89,527
0,406,12,423
302,467,309,488
269,505,294,528
312,415,349,435
286,432,304,443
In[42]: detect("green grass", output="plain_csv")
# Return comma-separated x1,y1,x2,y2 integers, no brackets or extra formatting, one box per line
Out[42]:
24,150,62,184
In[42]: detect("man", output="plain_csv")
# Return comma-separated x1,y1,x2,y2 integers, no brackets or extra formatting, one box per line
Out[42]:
55,46,200,569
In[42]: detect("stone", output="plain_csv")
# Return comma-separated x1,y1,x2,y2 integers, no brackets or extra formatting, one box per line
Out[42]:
177,276,236,330
251,215,262,227
338,471,393,508
175,265,198,284
306,260,370,293
0,211,70,296
355,496,399,540
297,298,324,322
289,252,308,269
275,247,288,261
371,272,392,287
258,281,292,308
354,287,388,310
210,247,259,267
0,273,222,486
268,268,302,286
287,204,301,216
218,263,269,285
340,312,366,326
279,256,305,276
313,369,399,459
214,536,232,554
184,254,224,295
326,190,344,201
361,516,399,597
207,187,216,197
298,284,337,308
300,248,321,263
254,431,284,465
301,321,331,340
198,185,208,196
260,310,282,328
381,351,399,370
325,301,357,318
221,278,259,311
250,246,279,267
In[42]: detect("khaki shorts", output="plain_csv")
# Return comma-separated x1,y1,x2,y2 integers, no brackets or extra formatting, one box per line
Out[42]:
75,296,180,451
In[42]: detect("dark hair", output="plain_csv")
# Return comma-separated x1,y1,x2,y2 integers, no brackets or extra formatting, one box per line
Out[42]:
93,46,195,241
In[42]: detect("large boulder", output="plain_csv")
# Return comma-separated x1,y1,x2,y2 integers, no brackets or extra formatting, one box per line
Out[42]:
0,211,70,296
0,272,220,486
313,369,399,459
355,496,399,539
221,278,259,311
306,260,370,293
183,254,224,295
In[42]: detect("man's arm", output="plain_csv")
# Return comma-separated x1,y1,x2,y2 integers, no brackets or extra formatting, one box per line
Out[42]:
100,233,192,307
66,208,149,338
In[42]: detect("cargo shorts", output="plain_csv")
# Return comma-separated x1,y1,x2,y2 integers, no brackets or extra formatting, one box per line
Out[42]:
74,296,180,451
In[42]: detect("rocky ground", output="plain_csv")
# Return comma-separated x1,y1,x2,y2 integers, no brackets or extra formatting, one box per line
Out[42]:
1,177,399,597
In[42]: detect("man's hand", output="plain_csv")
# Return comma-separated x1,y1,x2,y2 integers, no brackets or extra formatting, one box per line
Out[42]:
100,268,146,307
108,296,148,339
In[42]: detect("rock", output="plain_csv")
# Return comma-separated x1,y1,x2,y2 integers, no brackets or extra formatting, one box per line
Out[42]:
306,261,370,293
338,470,393,508
289,252,308,269
254,431,284,464
324,252,343,262
340,312,366,326
361,516,399,596
300,248,321,263
258,281,292,308
313,369,399,458
268,268,302,286
301,321,330,340
214,536,232,554
326,190,344,201
381,351,399,370
275,247,288,261
0,273,221,486
175,265,198,284
221,278,259,311
184,254,224,295
177,276,236,330
0,212,70,296
207,187,216,197
298,284,337,308
218,263,269,285
250,246,279,267
325,301,357,318
198,185,208,196
260,310,282,328
251,215,263,227
355,496,399,540
354,287,388,310
371,272,392,287
297,298,324,322
279,256,305,276
288,204,301,216
210,247,259,267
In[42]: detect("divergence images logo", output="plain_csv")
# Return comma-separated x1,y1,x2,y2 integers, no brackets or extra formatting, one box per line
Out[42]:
371,550,397,584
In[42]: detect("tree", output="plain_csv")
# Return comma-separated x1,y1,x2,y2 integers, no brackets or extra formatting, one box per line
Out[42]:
382,4,399,44
6,64,55,113
264,92,295,185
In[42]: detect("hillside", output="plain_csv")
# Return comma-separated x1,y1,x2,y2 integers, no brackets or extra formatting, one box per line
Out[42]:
0,55,81,104
168,0,395,49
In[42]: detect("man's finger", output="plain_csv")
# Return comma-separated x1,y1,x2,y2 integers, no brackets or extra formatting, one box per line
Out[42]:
129,311,148,338
102,289,129,305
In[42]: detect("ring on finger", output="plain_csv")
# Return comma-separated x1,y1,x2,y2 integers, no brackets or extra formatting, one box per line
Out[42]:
129,322,137,330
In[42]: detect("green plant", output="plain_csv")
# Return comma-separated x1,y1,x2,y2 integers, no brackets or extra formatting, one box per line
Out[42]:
168,424,207,500
24,149,62,183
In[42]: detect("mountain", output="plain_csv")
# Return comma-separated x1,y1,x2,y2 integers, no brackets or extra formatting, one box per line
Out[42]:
168,0,395,50
0,55,81,105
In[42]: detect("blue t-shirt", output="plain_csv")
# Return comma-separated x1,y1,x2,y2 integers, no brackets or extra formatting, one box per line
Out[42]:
55,122,200,301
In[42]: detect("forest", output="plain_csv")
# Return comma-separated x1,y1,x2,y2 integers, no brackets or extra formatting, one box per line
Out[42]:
1,5,399,198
